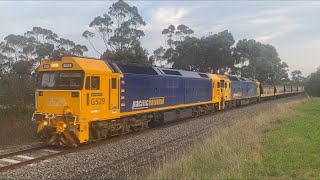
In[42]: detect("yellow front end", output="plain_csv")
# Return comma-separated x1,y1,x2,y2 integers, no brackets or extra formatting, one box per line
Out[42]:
208,74,231,110
33,90,82,146
33,56,120,146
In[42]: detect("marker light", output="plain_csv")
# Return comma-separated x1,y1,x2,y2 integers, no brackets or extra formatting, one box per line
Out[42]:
51,63,59,68
43,64,50,69
62,63,73,68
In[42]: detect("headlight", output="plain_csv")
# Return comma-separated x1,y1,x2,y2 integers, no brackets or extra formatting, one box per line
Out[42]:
51,63,59,68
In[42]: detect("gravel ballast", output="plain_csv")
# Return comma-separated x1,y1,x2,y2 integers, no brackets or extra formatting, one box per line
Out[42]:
0,95,306,179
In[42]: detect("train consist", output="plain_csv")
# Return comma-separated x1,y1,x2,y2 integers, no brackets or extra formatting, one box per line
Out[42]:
33,56,304,146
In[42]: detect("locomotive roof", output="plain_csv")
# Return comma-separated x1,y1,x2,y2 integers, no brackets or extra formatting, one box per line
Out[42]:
227,76,256,82
38,56,113,74
111,61,210,79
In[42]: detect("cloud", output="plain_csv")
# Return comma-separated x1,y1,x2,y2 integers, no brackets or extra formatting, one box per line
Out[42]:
142,7,189,33
0,1,319,75
278,36,320,76
254,23,302,42
205,5,306,44
141,7,190,52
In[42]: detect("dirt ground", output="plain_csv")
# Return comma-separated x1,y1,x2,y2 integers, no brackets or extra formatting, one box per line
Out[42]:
0,108,37,146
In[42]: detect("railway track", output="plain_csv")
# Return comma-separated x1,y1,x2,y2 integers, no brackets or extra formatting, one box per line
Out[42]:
0,108,227,173
0,95,304,173
0,145,69,172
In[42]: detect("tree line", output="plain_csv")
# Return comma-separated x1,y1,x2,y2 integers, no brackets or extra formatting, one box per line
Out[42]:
0,0,318,108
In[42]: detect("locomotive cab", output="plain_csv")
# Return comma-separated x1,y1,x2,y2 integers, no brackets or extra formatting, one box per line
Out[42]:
33,56,120,146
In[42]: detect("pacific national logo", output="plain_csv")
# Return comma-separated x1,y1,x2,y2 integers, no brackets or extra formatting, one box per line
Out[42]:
132,97,165,110
46,98,66,107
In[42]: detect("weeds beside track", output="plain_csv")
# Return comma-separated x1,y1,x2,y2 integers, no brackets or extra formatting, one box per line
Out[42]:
149,97,308,179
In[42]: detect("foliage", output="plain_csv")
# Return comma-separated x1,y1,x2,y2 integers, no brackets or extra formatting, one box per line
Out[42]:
150,24,194,67
162,24,194,48
84,0,148,64
152,28,290,83
149,46,166,67
305,67,320,96
154,30,236,73
0,1,306,108
234,39,289,84
101,42,149,65
0,26,88,108
291,70,304,85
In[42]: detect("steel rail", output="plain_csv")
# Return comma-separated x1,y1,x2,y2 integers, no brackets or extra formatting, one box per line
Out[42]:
0,93,304,172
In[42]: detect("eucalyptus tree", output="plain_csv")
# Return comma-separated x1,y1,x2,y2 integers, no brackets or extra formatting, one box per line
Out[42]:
162,25,176,49
24,27,88,64
162,24,194,48
149,46,166,67
164,30,235,73
305,67,320,96
82,30,101,55
291,70,304,85
234,39,289,84
0,27,88,107
154,24,194,67
84,0,148,64
89,14,113,50
25,26,58,44
0,27,88,72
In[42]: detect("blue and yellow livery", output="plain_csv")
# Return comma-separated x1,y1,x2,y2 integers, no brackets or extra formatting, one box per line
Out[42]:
33,56,304,146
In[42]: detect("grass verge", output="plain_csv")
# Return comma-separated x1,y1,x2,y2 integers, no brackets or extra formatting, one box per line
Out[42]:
148,97,317,179
0,108,37,146
261,98,320,178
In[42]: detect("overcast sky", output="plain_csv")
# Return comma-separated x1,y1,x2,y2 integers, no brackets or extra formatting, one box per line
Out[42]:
0,1,319,76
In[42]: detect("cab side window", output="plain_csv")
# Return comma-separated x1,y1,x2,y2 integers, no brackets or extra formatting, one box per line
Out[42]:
85,76,100,90
111,78,117,89
91,76,100,90
85,77,90,90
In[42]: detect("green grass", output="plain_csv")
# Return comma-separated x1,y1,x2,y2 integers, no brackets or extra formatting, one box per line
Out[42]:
148,97,320,179
261,98,320,178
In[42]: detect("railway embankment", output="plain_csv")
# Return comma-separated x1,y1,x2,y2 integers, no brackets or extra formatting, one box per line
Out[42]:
0,108,37,147
0,95,306,179
149,96,320,179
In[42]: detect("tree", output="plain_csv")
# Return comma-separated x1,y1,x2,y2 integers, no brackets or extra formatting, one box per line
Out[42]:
305,67,320,96
82,30,101,55
234,39,289,84
100,42,149,65
149,46,166,67
165,30,236,73
84,0,148,64
89,14,113,50
291,70,304,85
25,26,58,44
161,24,194,48
162,25,176,48
149,24,194,67
175,24,194,43
0,27,88,108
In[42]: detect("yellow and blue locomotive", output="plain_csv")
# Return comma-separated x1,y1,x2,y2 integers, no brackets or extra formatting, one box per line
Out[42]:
33,56,304,146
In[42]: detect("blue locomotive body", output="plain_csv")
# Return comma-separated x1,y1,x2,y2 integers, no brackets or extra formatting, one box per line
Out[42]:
117,64,212,113
228,76,257,99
